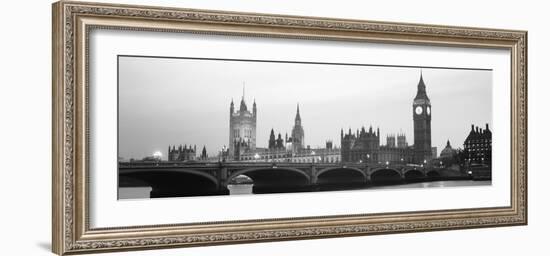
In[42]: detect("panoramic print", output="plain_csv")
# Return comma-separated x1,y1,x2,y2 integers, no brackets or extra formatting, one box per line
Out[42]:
117,56,493,199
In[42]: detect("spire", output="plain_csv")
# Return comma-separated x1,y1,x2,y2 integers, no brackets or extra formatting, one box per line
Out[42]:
239,95,247,112
446,139,451,147
252,98,257,117
295,103,301,121
237,82,248,112
414,70,429,100
201,145,207,159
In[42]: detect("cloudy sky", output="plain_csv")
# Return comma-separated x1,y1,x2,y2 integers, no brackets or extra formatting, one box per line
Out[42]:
118,56,492,160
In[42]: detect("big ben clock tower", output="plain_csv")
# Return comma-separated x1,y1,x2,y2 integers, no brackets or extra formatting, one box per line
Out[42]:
413,72,432,164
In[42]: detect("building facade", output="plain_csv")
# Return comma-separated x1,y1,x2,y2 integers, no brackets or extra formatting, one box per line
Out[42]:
341,127,414,164
463,123,492,165
380,134,415,163
168,144,196,161
341,126,380,163
238,142,341,163
440,140,457,159
228,90,257,160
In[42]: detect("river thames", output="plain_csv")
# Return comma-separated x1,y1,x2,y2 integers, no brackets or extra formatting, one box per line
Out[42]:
119,180,491,199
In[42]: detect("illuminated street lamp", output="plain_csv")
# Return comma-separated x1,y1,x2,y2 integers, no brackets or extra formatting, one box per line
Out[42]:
220,145,227,162
254,153,260,162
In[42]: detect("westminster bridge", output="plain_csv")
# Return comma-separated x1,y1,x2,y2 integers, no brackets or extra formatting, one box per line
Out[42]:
118,161,458,197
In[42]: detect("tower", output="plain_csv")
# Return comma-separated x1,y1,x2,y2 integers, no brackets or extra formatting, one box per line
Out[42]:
386,134,396,148
397,133,408,148
413,71,432,164
340,128,355,162
268,129,276,149
200,145,208,160
291,103,305,151
228,85,257,159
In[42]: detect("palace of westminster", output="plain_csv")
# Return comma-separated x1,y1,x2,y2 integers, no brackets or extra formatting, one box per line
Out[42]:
167,73,492,166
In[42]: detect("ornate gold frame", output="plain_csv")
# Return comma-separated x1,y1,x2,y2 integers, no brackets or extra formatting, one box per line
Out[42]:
52,1,527,255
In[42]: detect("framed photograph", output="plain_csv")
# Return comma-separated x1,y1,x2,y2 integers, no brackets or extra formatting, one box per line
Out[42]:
52,1,527,255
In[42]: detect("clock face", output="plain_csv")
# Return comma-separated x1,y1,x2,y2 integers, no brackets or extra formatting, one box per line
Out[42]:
427,106,431,115
415,106,423,115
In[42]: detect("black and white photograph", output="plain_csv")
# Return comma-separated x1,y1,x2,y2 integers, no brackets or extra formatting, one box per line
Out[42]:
117,56,493,199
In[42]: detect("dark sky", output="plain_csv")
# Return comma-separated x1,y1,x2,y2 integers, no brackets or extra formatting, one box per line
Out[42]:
118,56,492,160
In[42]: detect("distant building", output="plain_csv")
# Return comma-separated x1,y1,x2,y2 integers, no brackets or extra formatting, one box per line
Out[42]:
268,129,285,150
229,87,257,160
199,146,208,160
464,123,492,165
431,147,438,160
386,134,396,148
237,143,341,163
440,140,457,159
397,133,408,148
139,156,161,162
341,127,414,164
341,126,380,163
168,144,196,161
436,140,458,167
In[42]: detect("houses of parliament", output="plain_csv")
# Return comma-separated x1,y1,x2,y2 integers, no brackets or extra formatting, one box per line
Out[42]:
224,73,436,165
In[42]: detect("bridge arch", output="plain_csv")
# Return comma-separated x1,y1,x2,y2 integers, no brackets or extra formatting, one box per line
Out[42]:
403,169,425,181
316,167,366,180
227,167,311,183
426,170,441,177
226,167,312,194
121,168,219,186
370,168,402,184
119,168,220,198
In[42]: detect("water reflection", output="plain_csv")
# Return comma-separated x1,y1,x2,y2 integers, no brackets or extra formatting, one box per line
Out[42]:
118,180,491,199
373,180,491,189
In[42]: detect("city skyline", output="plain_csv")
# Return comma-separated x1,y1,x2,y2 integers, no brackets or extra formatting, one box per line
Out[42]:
118,56,492,160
